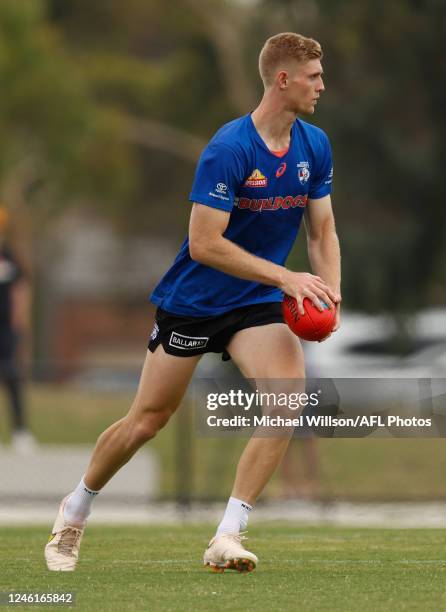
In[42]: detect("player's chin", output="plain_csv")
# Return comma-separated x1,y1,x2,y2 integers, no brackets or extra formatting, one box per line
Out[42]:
299,104,315,115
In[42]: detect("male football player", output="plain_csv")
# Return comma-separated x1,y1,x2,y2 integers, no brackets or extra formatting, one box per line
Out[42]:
45,32,341,573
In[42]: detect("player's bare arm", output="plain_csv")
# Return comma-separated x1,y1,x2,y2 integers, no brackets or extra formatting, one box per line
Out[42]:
304,194,341,330
189,202,337,313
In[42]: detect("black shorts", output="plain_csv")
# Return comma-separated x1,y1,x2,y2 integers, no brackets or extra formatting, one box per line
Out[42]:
148,302,284,360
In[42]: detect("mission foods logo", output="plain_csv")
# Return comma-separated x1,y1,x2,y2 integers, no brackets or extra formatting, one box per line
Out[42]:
169,332,209,350
244,169,268,188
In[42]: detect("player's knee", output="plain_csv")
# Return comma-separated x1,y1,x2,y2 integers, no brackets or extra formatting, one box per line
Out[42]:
129,408,171,445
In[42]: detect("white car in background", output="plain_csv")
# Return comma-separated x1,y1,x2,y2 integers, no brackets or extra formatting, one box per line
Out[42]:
305,308,446,379
304,308,446,421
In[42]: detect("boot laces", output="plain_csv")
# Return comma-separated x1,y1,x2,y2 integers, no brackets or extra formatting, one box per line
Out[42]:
58,527,82,557
223,531,248,544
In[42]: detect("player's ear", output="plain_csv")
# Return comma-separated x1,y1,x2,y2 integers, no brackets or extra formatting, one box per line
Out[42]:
277,70,289,89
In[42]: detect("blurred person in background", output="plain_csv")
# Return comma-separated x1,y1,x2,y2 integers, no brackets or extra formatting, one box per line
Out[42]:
0,206,35,453
280,437,320,500
279,376,340,499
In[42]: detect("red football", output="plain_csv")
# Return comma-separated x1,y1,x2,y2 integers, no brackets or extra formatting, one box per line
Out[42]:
282,295,336,341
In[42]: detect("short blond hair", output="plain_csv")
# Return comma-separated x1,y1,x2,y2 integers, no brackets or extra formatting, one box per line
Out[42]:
259,32,323,87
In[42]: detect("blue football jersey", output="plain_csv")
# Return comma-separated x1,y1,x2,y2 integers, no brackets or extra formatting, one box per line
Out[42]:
151,113,333,316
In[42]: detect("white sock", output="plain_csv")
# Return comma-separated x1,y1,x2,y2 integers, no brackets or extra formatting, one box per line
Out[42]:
63,477,99,526
216,496,252,536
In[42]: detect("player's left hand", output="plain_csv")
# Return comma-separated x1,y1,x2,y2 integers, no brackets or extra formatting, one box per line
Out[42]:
332,301,341,332
318,301,341,342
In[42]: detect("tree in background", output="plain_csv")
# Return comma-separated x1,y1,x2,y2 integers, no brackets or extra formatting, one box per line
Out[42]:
0,0,444,351
253,0,446,348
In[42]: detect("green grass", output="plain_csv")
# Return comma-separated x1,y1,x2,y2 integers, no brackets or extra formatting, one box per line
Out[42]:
2,526,446,611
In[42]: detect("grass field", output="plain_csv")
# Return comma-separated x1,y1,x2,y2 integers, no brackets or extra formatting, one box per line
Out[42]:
1,525,446,611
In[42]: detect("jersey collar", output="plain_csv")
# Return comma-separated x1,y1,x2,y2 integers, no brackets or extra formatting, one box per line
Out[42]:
247,112,297,158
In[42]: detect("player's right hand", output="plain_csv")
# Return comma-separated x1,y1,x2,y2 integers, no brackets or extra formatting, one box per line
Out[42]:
280,271,338,315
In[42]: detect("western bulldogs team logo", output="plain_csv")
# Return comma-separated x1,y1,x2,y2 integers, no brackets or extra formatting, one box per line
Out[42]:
297,161,310,184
